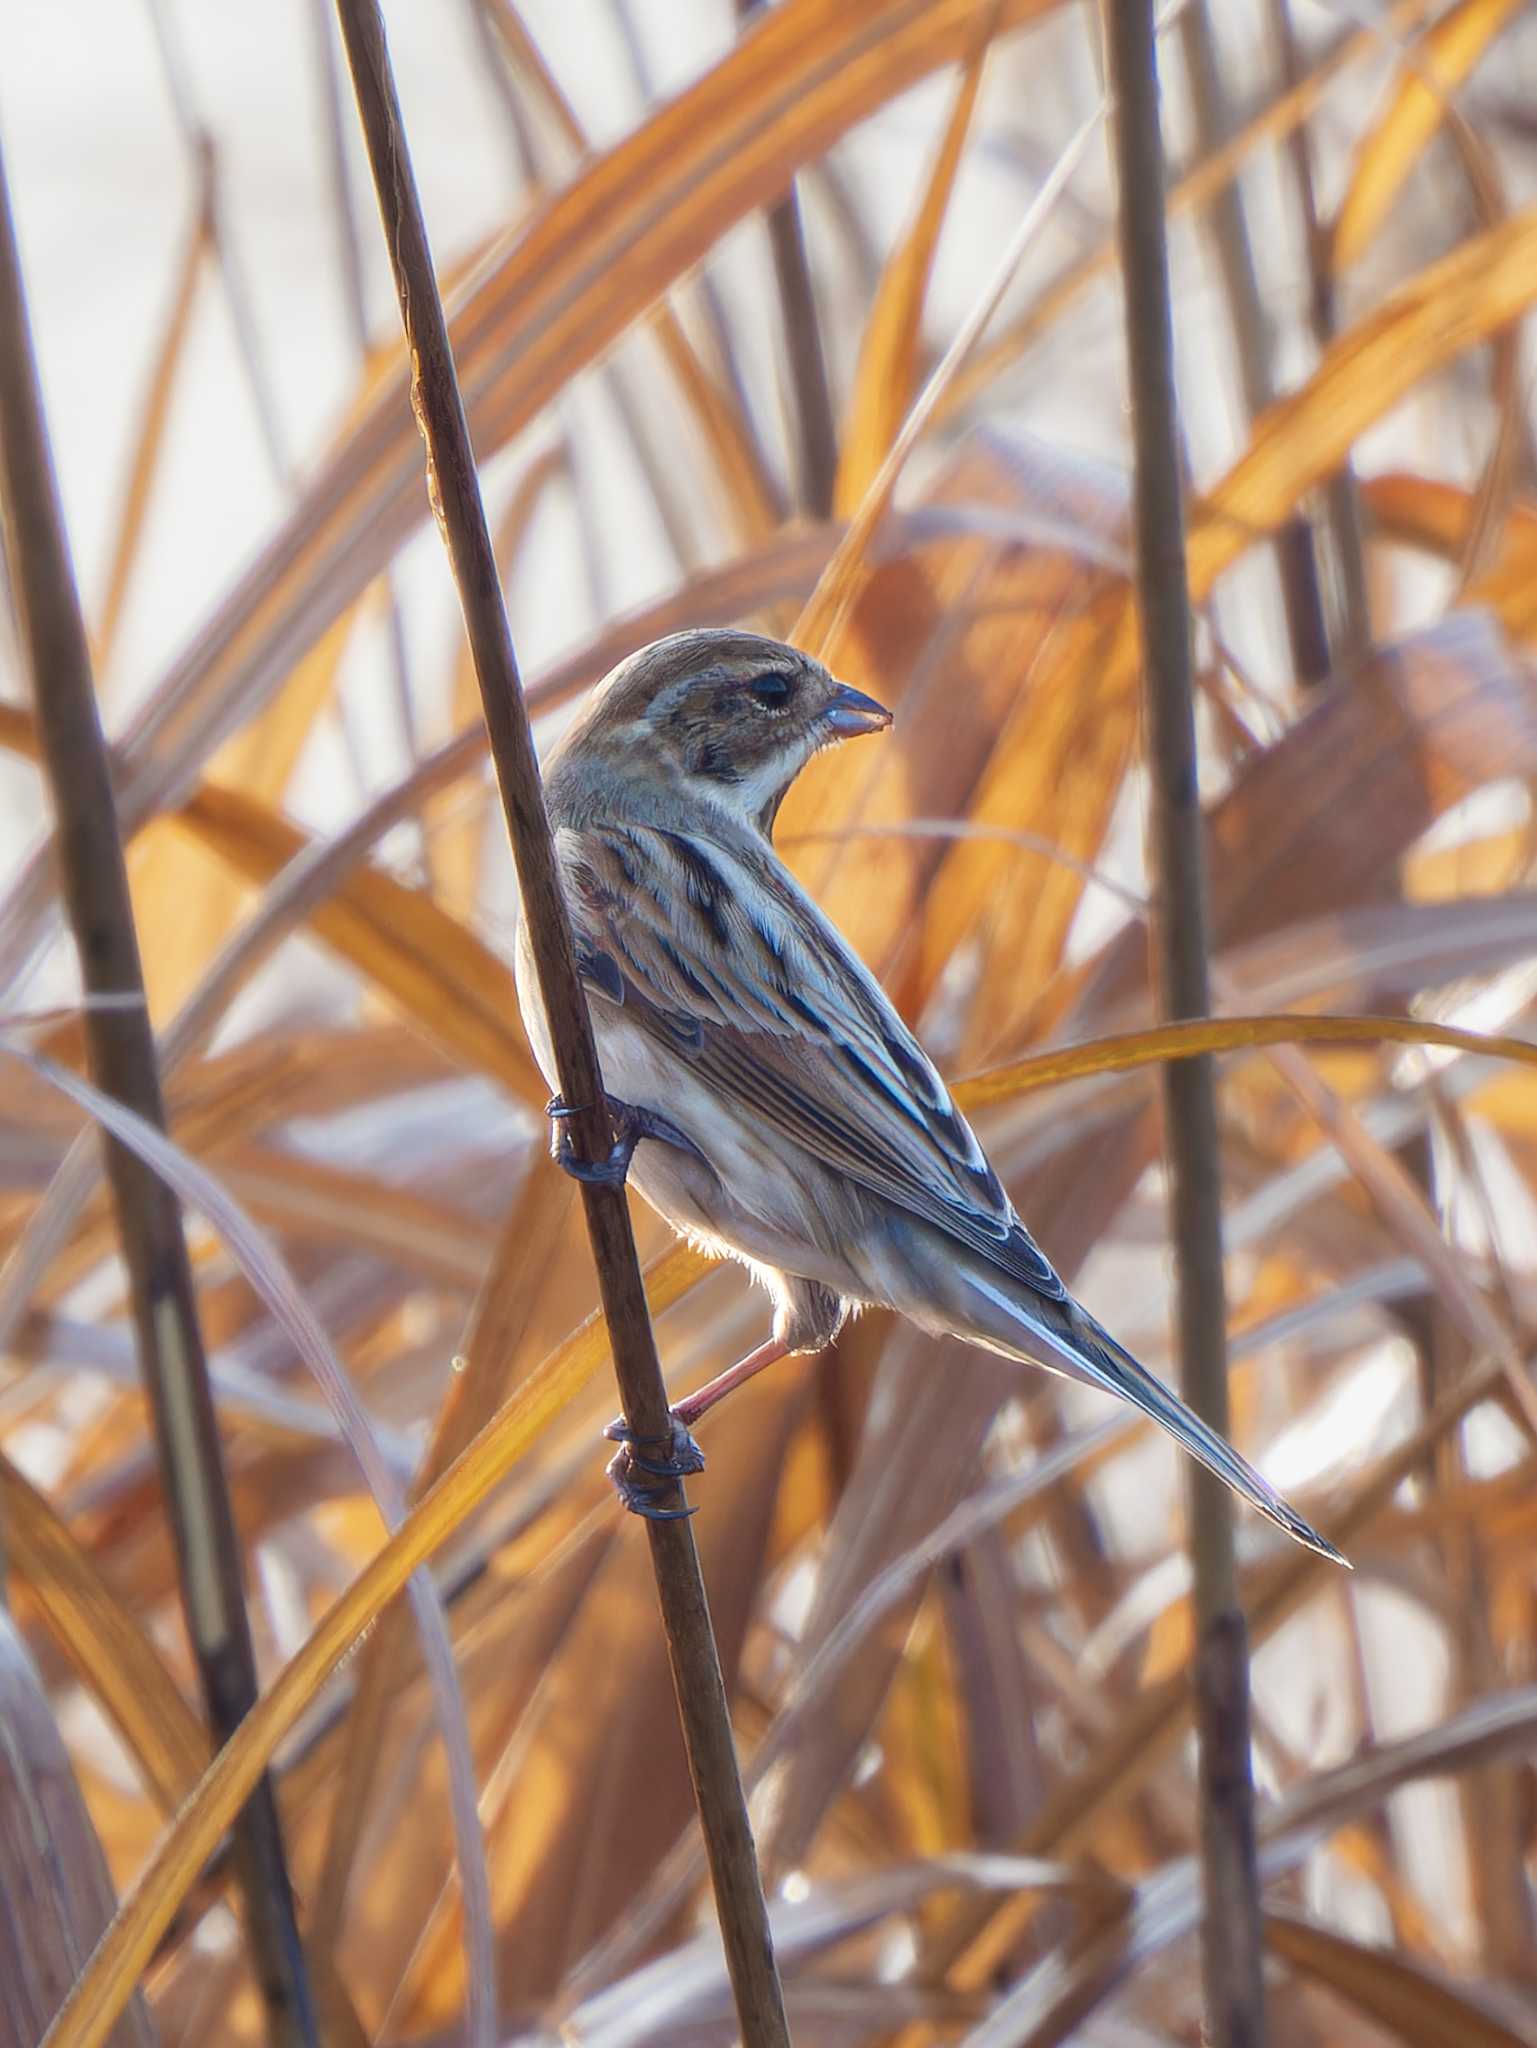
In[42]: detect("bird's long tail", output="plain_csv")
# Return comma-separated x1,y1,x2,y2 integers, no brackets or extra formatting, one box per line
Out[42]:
957,1274,1345,1564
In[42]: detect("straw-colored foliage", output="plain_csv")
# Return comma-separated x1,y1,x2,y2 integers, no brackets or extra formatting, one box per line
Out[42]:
6,2,1537,2043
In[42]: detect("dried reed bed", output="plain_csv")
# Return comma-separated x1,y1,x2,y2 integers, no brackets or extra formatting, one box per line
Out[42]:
4,1,1537,2043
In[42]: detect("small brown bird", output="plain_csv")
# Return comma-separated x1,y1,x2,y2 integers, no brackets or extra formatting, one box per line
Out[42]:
515,627,1339,1561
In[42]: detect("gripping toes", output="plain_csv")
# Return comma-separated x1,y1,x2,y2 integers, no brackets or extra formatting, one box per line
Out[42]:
603,1412,706,1520
546,1094,706,1187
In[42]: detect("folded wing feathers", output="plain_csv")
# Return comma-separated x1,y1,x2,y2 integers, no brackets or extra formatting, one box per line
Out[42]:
566,823,1068,1302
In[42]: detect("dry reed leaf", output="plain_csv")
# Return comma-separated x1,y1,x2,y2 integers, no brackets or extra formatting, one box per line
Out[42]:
0,1615,158,2048
785,436,1133,1038
475,0,782,541
1329,0,1527,271
1263,1911,1532,2047
0,1457,205,1814
935,0,1443,423
214,1148,495,1292
834,19,995,512
131,609,361,1022
400,1364,805,2022
1190,207,1537,591
169,782,542,1101
1365,470,1537,640
308,1165,577,1974
95,200,208,678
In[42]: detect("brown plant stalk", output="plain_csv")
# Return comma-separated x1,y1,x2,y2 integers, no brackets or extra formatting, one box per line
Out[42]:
1104,2,1266,2042
328,4,792,2042
0,123,318,2048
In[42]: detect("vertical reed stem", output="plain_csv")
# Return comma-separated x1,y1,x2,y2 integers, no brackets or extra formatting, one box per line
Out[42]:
1104,4,1266,2040
330,7,791,2042
0,119,317,2048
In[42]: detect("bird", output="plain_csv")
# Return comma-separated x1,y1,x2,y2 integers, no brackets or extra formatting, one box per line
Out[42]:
514,627,1341,1562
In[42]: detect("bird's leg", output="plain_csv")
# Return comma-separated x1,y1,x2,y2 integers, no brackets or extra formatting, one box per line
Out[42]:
545,1093,705,1187
672,1335,792,1429
602,1335,791,1520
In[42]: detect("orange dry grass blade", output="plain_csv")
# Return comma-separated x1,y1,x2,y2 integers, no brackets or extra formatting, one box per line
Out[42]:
0,1455,206,1813
167,783,542,1100
834,13,996,513
1328,0,1527,271
1364,471,1537,641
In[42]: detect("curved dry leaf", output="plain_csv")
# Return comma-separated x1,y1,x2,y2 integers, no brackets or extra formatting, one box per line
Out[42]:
1191,208,1537,593
0,1615,159,2048
1330,0,1526,271
1364,470,1537,641
0,1454,206,1814
131,608,360,1021
1264,1911,1533,2047
170,782,542,1102
834,18,996,512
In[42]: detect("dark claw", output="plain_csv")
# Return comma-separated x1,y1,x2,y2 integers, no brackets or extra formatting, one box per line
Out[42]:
546,1093,707,1187
604,1413,706,1520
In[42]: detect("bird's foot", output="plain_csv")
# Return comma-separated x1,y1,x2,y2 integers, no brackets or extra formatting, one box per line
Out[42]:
603,1412,706,1521
545,1093,702,1187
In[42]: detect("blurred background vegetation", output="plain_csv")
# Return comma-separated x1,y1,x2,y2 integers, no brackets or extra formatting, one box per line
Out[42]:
4,0,1537,2042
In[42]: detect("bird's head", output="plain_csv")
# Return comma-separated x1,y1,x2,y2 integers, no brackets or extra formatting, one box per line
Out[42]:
555,628,891,835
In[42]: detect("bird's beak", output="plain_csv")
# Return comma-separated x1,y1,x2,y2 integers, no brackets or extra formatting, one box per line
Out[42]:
822,682,893,738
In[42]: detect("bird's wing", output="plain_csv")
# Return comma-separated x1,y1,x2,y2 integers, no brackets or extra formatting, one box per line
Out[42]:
559,821,1065,1300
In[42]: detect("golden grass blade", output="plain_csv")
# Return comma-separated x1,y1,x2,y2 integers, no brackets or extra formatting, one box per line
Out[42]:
132,609,359,1020
168,782,543,1100
0,1453,207,1813
833,13,996,513
1329,0,1526,271
1364,470,1537,641
37,1246,707,2048
956,1012,1537,1110
1190,207,1537,591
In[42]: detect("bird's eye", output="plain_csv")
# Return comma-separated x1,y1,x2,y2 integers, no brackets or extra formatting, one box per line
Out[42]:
746,672,794,710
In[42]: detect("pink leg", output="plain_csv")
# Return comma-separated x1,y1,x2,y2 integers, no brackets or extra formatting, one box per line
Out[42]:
673,1335,791,1428
601,1335,794,1520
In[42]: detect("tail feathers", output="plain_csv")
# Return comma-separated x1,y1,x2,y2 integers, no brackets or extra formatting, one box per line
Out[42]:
1004,1290,1346,1566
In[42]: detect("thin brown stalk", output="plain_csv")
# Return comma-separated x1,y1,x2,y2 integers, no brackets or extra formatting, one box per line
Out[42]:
737,0,839,516
1264,0,1370,665
0,125,318,2048
1104,3,1264,2043
96,172,209,678
1176,1,1333,693
142,0,292,489
306,0,421,779
329,6,791,2044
